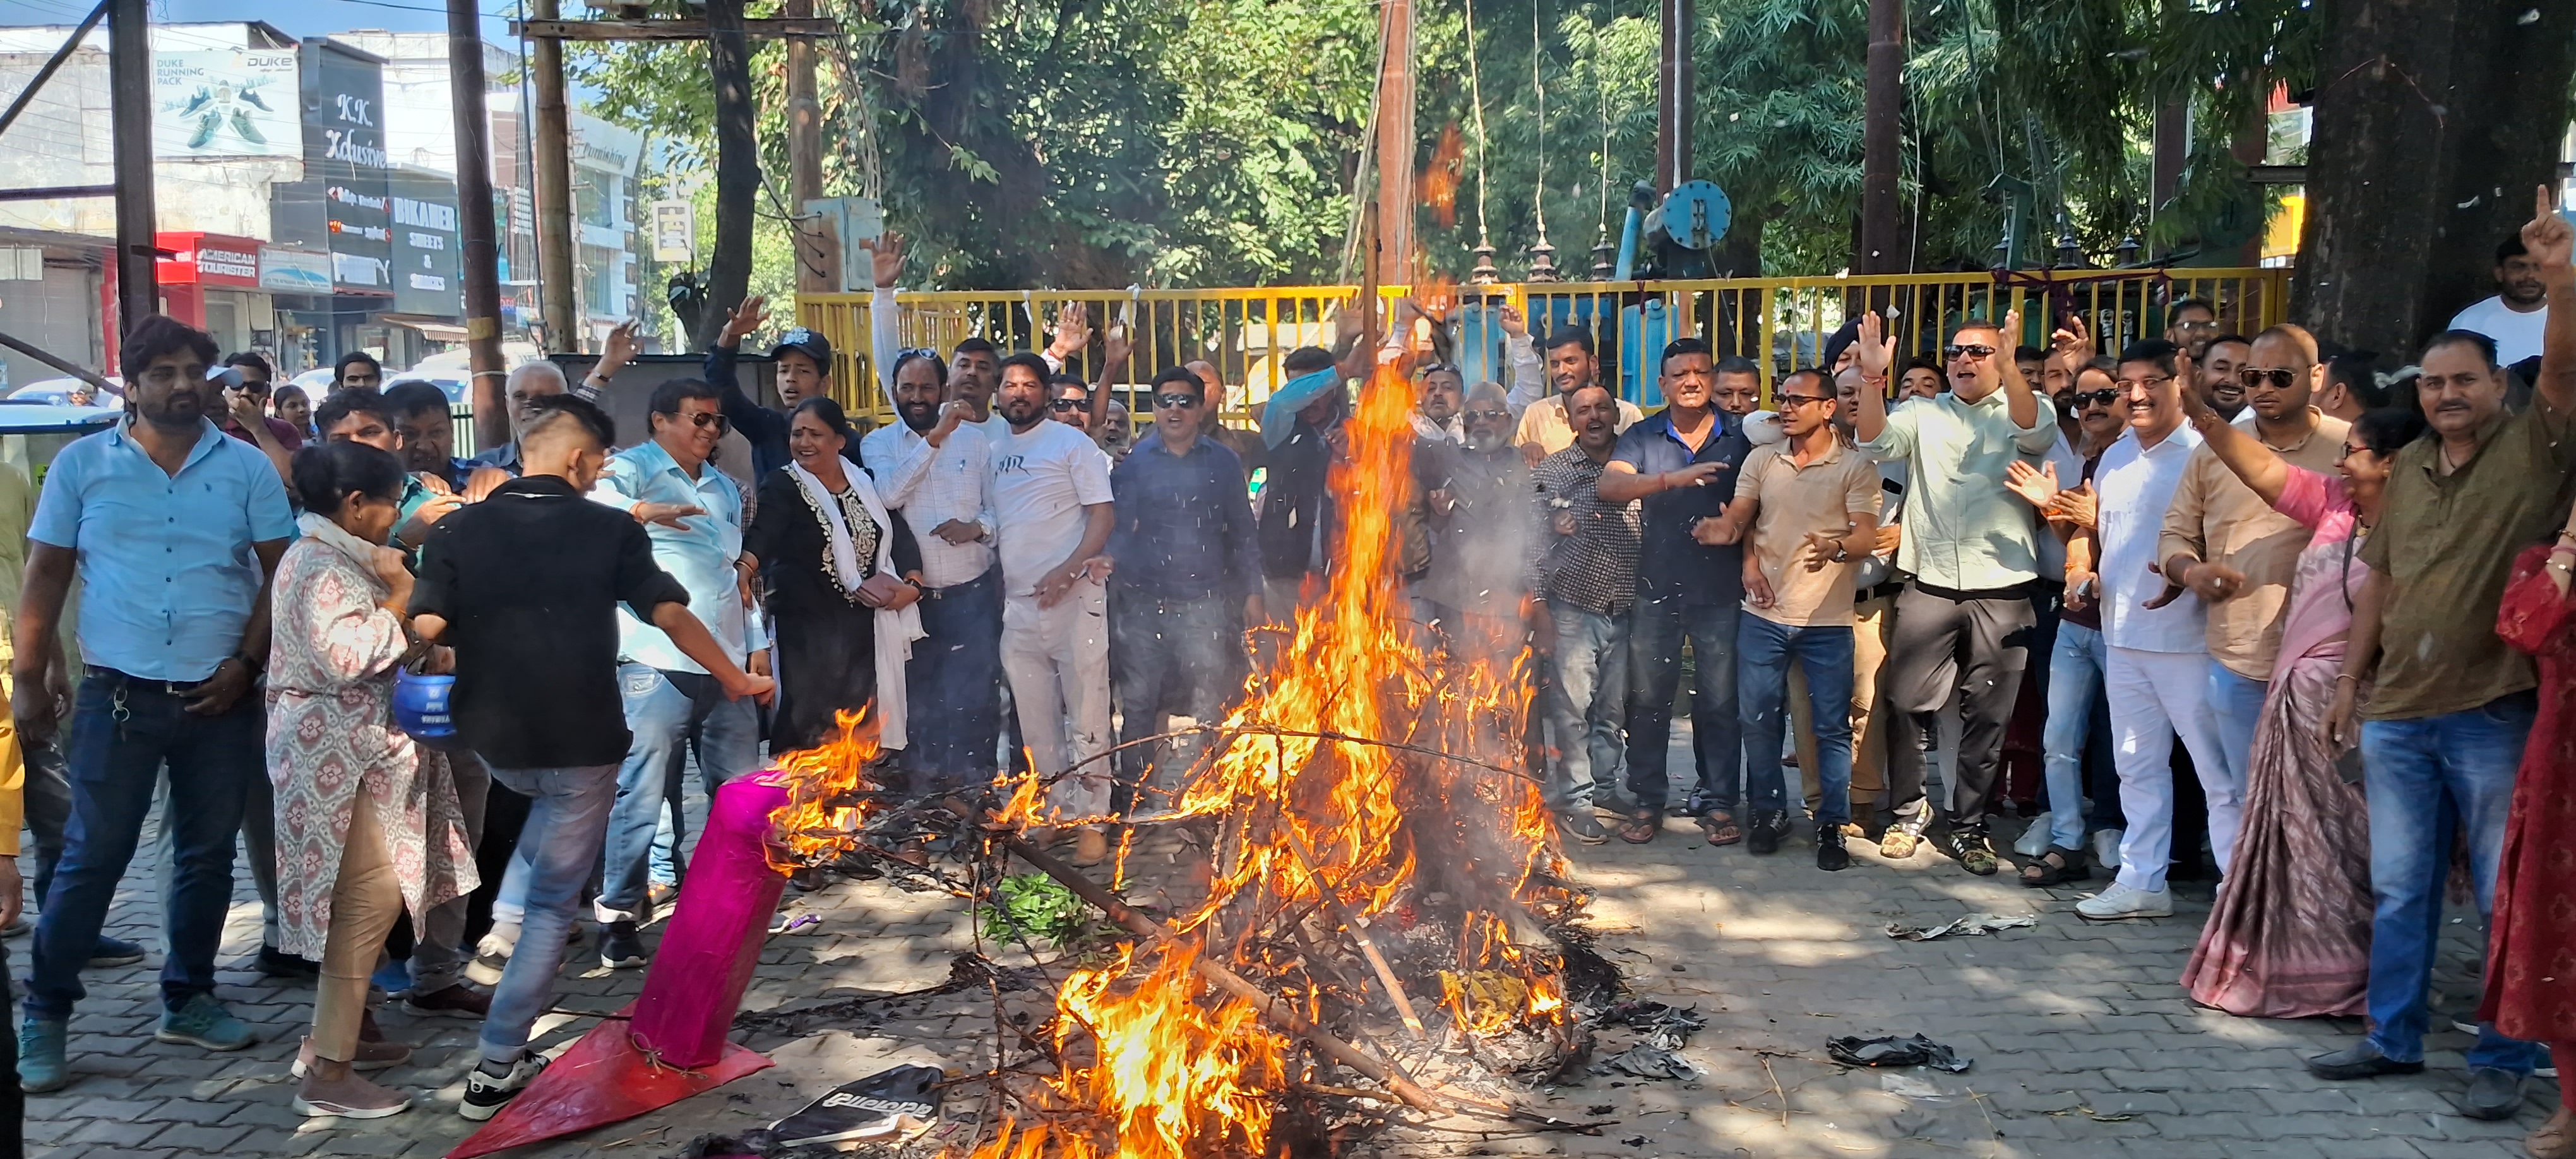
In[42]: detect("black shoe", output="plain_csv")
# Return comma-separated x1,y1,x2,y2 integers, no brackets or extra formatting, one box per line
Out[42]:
2462,1066,2525,1120
459,1052,549,1121
1949,831,1999,876
1556,811,1609,846
2306,1043,2426,1081
256,944,319,979
1746,809,1789,855
599,921,647,970
1816,824,1850,872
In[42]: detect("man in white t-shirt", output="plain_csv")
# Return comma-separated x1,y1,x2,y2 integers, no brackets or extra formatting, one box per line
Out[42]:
2448,232,2553,366
987,352,1116,863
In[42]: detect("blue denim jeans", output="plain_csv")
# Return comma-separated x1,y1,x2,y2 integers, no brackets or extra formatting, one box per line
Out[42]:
904,567,1005,792
1623,595,1741,813
1110,586,1240,816
2039,621,2109,850
25,672,263,1020
595,665,760,922
479,763,619,1064
1542,605,1630,814
1737,615,1856,825
2205,660,2267,793
2358,694,2544,1072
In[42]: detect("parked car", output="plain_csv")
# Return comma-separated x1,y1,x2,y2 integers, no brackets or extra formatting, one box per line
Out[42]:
9,376,121,408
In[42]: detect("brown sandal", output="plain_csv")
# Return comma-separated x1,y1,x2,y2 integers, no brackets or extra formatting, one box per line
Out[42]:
1616,809,1661,844
1697,810,1742,847
2019,847,2083,888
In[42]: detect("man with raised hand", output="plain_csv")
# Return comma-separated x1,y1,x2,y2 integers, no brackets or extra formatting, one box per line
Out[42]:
1851,308,2053,876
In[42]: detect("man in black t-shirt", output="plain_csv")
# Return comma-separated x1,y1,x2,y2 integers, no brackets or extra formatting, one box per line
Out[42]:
408,395,772,1123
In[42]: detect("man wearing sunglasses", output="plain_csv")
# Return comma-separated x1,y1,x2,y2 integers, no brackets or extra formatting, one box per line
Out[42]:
585,378,773,970
2154,324,2349,825
1099,366,1261,821
1851,309,2053,877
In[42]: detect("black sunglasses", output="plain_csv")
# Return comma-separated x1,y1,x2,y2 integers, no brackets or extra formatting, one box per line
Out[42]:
1942,343,1998,362
663,410,730,433
1154,393,1200,409
2069,389,2120,408
2238,367,2299,391
1047,398,1084,411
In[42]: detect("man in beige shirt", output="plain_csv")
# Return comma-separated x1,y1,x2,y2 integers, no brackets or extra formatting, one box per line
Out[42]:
1694,367,1881,869
1512,328,1643,463
2154,323,2349,795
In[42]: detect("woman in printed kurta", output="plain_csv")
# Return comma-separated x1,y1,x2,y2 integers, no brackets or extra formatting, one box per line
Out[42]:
268,441,475,1120
2484,501,2576,1158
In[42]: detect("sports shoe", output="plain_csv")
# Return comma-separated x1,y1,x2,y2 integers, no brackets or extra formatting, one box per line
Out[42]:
402,984,491,1018
459,1052,549,1122
294,1070,411,1120
18,1018,68,1092
255,943,319,979
1556,811,1609,846
2091,828,2124,871
1950,831,2000,876
2075,881,2174,921
1879,805,1931,859
1745,809,1790,855
90,934,146,968
465,925,517,987
156,993,255,1051
1816,823,1851,872
600,920,647,970
292,1033,414,1077
2013,815,2054,857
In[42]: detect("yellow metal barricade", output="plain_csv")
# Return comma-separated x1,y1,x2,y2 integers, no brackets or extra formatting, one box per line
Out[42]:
799,268,2287,424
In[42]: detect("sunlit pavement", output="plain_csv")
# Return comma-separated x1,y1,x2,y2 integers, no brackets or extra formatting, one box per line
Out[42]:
18,727,2550,1158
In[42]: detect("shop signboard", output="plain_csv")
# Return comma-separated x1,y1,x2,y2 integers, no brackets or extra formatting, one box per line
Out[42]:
258,247,331,294
153,49,301,160
388,170,463,318
156,232,265,289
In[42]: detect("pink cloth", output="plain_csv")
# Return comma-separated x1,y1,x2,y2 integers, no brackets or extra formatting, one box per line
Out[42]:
630,773,792,1067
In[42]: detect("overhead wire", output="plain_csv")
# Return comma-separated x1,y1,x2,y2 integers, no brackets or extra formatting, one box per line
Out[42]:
1463,0,1490,253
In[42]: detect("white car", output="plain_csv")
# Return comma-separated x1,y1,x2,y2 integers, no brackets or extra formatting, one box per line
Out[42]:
9,376,120,408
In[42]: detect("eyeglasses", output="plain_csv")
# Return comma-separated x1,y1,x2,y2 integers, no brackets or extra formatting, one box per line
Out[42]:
897,347,939,360
1154,393,1199,409
2238,366,2300,391
666,410,730,432
1048,398,1084,412
2113,376,2171,392
2070,389,2120,408
1463,408,1512,423
1779,393,1835,408
1941,343,1997,362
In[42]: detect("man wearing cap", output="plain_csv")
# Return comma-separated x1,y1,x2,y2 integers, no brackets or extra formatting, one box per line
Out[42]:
703,296,859,478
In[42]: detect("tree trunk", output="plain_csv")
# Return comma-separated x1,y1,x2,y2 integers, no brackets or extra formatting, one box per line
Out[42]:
700,0,758,351
2291,0,2468,360
1859,0,1903,275
2420,0,2575,345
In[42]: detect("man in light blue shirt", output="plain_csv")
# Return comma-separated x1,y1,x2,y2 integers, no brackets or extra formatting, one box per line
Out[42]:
14,316,295,1091
585,378,771,970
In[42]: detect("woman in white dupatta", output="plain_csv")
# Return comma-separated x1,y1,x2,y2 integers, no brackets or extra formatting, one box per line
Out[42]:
743,397,926,754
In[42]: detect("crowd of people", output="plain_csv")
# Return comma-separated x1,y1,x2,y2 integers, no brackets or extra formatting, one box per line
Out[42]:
0,195,2567,1153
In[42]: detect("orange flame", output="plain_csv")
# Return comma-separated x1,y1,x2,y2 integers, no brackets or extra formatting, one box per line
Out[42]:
764,708,888,873
1423,121,1464,232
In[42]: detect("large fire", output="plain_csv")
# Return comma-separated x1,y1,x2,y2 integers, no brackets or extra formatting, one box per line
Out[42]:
767,350,1588,1157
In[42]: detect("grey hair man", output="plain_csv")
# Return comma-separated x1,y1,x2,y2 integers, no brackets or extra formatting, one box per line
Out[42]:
473,362,602,473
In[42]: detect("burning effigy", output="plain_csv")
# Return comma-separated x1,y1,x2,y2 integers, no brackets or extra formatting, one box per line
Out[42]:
748,351,1618,1157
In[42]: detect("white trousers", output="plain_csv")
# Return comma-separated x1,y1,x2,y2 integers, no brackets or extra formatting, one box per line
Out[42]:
1001,580,1113,820
2104,646,2245,893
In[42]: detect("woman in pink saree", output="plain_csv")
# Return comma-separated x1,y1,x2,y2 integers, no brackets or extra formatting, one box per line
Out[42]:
2180,404,2427,1017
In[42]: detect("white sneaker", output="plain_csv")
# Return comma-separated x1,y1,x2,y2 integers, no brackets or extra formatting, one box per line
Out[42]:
2091,828,2124,870
2013,815,2054,857
2075,881,2172,921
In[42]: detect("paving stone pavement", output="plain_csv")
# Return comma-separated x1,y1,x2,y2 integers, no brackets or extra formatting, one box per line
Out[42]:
13,743,2557,1158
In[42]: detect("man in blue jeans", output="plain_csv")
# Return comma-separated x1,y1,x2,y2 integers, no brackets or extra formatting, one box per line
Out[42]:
1101,366,1263,816
2312,195,2576,1120
14,316,295,1092
1597,337,1753,844
1531,385,1639,845
588,379,772,970
1694,368,1880,867
412,394,770,1122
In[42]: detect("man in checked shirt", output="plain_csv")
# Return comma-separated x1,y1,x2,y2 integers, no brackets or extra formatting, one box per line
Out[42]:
1531,384,1640,845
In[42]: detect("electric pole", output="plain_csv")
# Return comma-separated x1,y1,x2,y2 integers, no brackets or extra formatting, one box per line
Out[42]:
450,0,510,450
530,0,578,351
785,0,832,292
1371,0,1414,288
108,0,156,335
1655,0,1693,193
1859,0,1903,274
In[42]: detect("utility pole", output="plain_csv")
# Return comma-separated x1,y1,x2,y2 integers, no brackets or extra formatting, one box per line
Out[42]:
1371,0,1414,288
449,0,510,451
1655,0,1694,193
1859,0,1903,274
785,0,832,293
530,0,578,352
107,0,157,335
